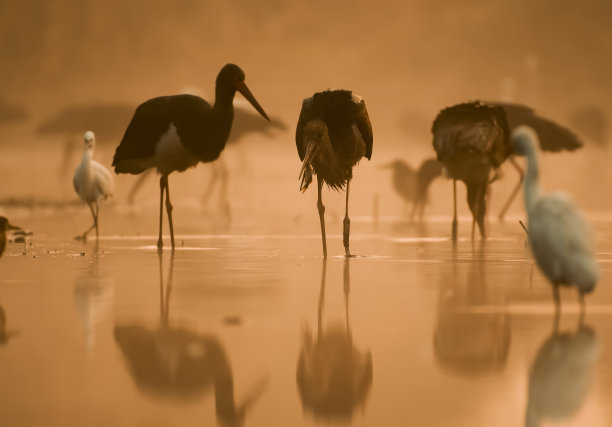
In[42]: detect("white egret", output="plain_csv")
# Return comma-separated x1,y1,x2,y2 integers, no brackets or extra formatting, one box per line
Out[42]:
73,131,114,240
512,125,599,310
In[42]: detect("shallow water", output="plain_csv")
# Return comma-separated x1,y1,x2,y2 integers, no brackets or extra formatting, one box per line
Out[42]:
1,212,612,427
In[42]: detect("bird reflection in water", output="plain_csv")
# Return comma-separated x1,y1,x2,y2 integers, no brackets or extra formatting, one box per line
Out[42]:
297,258,373,421
525,317,600,427
433,243,511,375
114,252,266,426
73,242,113,351
0,304,19,346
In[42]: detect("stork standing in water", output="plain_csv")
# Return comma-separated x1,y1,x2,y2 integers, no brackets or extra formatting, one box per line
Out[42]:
73,131,114,241
296,90,373,257
113,64,269,250
432,101,513,240
512,126,599,313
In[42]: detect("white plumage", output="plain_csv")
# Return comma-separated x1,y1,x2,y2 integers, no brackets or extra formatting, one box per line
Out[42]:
512,125,599,307
73,131,114,240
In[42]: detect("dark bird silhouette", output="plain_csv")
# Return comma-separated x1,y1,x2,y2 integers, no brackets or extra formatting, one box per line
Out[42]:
380,157,442,221
296,90,373,257
0,216,21,258
297,258,373,422
489,101,584,220
113,64,270,250
0,98,28,124
115,252,267,426
432,101,512,240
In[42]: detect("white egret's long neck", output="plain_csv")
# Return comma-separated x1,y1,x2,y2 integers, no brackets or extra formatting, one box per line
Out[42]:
523,145,540,213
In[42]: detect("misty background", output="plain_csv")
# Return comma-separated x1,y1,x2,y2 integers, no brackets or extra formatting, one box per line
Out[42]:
1,0,611,225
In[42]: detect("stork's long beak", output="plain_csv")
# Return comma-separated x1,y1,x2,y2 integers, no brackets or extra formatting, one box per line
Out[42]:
236,81,270,121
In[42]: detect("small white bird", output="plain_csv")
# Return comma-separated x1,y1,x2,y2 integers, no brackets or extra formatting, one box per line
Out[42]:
512,125,599,310
73,131,114,240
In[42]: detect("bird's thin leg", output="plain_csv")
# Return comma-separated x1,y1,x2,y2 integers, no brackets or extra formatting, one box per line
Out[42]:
201,162,219,205
498,156,524,221
164,176,176,250
127,169,152,205
217,155,230,217
344,257,351,338
553,285,561,325
578,290,586,325
317,258,327,339
157,176,166,251
343,180,351,257
93,202,100,239
452,180,458,241
317,175,327,258
76,203,96,240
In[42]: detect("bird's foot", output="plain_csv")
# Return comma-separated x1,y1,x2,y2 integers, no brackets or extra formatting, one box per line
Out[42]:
75,234,87,242
157,239,163,251
451,220,458,242
343,217,350,254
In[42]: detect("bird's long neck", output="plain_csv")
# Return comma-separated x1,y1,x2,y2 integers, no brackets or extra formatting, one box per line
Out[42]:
214,84,236,112
523,146,540,213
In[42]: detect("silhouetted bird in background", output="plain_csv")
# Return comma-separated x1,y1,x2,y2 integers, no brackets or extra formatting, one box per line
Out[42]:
432,101,512,240
512,126,599,313
297,90,373,257
37,103,134,184
73,131,114,241
0,216,21,258
113,63,270,250
0,98,28,124
491,101,584,220
381,157,442,221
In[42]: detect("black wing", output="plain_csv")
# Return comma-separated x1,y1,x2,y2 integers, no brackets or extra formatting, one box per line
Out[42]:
354,95,373,160
112,96,174,174
491,101,583,152
295,95,314,161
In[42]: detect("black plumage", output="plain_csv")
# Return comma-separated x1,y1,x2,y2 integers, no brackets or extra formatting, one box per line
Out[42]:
113,63,269,249
296,90,373,257
432,101,512,240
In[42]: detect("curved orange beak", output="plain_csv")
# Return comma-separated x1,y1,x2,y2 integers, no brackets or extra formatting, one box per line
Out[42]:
236,81,270,122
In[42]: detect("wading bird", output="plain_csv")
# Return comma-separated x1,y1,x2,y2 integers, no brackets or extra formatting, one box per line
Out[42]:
380,157,442,221
0,216,21,257
73,131,114,240
113,64,269,250
491,102,583,220
512,126,599,311
297,90,373,257
432,101,513,240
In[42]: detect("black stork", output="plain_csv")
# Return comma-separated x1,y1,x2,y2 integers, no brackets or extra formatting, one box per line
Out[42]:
432,101,513,241
296,90,373,257
490,101,583,220
380,157,443,221
112,63,270,250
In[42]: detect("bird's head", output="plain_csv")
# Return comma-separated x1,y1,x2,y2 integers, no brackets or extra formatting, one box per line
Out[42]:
217,63,270,122
511,125,539,156
83,130,96,150
304,119,328,143
0,216,21,232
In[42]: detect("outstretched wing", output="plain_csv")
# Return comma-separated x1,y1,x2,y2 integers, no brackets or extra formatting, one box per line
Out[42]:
492,101,582,152
295,95,315,161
